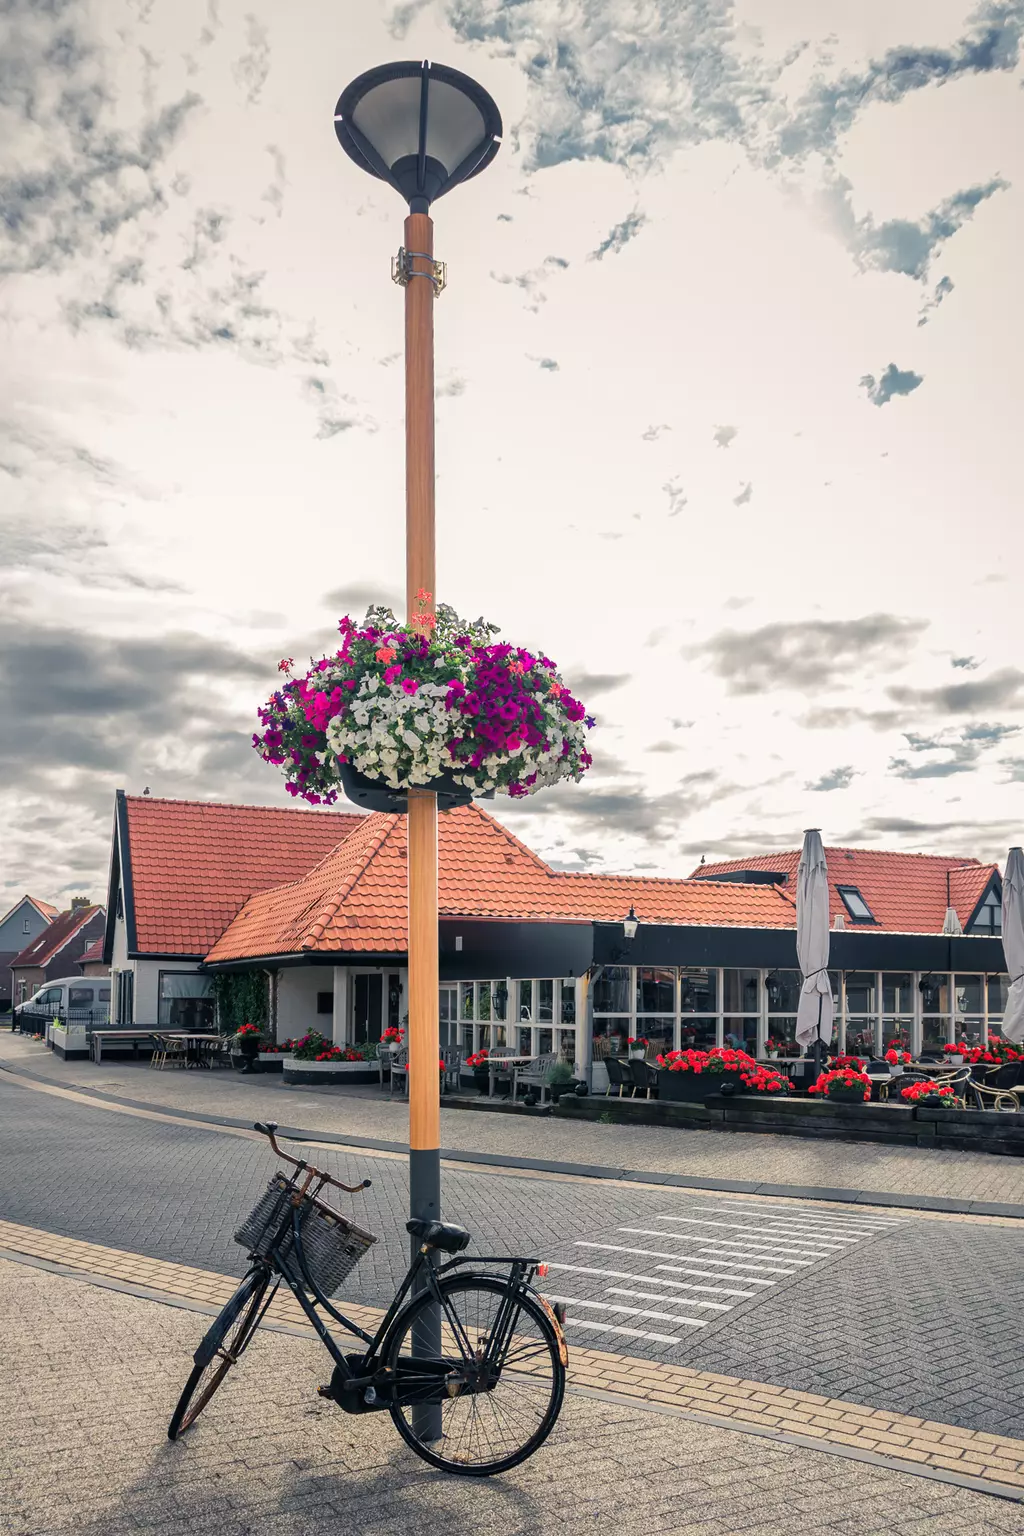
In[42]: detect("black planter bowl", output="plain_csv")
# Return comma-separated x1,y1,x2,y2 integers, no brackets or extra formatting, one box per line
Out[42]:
337,759,493,815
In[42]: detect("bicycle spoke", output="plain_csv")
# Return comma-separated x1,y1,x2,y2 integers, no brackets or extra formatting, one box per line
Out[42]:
387,1275,564,1474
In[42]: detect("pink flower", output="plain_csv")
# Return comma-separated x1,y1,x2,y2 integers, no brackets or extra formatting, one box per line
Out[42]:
384,665,402,685
507,734,522,750
401,677,419,695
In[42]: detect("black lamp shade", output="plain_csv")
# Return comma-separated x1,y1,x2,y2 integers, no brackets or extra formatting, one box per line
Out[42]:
335,60,502,211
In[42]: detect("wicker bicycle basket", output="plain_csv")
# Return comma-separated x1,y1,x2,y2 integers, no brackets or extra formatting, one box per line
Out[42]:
234,1174,377,1296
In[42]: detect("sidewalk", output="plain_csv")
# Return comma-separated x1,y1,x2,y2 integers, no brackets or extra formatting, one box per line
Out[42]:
4,1249,1024,1536
5,1031,1024,1209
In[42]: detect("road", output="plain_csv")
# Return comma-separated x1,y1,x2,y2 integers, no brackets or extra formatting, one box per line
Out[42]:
3,1070,1023,1438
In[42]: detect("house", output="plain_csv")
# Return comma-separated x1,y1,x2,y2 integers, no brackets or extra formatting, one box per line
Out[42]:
77,938,109,977
692,847,1001,936
10,902,106,1006
102,791,363,1029
0,896,59,1012
97,790,1012,1081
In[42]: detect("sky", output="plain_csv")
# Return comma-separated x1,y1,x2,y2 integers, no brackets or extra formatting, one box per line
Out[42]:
2,0,1023,910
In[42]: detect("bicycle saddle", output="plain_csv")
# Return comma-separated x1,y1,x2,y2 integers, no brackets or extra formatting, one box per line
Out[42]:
406,1219,471,1253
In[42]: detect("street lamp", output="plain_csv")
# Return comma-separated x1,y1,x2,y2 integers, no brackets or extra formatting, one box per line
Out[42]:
622,906,639,942
334,59,502,1442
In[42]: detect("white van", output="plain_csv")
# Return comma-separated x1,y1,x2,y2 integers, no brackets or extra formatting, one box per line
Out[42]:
14,976,111,1033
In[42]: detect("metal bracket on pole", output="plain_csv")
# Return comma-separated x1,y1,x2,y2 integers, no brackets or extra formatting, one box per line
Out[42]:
392,247,447,294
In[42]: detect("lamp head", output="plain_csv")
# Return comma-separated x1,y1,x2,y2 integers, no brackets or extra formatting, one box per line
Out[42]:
623,906,639,942
334,60,502,213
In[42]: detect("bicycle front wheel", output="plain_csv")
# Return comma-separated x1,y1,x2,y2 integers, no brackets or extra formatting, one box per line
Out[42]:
167,1268,270,1439
386,1274,565,1476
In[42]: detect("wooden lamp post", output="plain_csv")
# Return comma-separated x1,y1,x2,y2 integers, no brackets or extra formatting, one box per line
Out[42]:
334,60,502,1438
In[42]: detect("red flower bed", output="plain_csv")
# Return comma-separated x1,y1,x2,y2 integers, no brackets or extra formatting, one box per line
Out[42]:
900,1080,957,1104
656,1046,789,1093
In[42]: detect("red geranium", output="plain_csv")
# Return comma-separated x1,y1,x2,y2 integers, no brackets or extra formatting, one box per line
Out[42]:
901,1080,956,1103
466,1048,489,1068
884,1048,912,1067
808,1067,872,1102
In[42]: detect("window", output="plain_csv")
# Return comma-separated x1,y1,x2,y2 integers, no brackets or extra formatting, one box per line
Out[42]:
158,971,214,1029
16,981,27,1004
679,967,716,1013
69,987,93,1010
637,968,674,1013
837,887,875,923
969,887,1002,935
116,969,134,1025
22,918,30,933
33,987,60,1010
593,966,631,1014
316,992,333,1015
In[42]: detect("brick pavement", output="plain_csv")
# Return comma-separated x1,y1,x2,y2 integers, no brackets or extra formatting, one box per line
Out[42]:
4,1069,1024,1440
4,1248,1024,1533
6,1030,1024,1205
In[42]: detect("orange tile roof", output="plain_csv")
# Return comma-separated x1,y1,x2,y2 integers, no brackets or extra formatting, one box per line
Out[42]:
0,895,59,927
79,938,106,964
11,906,104,968
207,804,797,963
121,796,365,955
692,848,997,934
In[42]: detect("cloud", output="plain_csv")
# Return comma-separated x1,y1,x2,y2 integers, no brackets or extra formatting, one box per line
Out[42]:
0,0,201,276
860,363,923,406
732,482,753,505
823,173,1008,283
888,669,1024,713
888,722,1020,779
261,144,286,218
663,479,687,516
567,672,631,698
528,356,559,371
589,210,647,260
323,583,403,618
549,770,735,842
642,424,670,441
713,424,737,449
806,765,857,792
437,374,468,396
918,275,954,325
774,4,1024,164
952,655,980,670
232,14,271,105
697,614,927,694
490,255,569,311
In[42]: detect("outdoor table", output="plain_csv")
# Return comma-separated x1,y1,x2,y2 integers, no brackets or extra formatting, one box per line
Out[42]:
153,1032,223,1068
487,1054,534,1098
89,1029,161,1064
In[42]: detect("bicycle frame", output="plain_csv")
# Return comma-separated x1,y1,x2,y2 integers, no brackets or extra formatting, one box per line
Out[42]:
247,1122,547,1412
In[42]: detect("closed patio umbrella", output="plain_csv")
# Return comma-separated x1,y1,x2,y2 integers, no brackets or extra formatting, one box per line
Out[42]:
1001,847,1024,1044
795,829,834,1069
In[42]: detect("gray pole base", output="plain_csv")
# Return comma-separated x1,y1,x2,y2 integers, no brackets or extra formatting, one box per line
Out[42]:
409,1146,443,1443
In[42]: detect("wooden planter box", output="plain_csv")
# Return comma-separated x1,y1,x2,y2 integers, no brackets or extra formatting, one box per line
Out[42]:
556,1091,1024,1155
281,1056,379,1086
658,1069,745,1104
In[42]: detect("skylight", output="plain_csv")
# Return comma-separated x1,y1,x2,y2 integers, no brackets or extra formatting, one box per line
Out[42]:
837,886,875,923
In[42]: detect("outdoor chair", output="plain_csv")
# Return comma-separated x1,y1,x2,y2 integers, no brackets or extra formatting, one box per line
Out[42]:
441,1047,462,1092
488,1046,517,1098
968,1063,1023,1111
511,1052,557,1105
880,1070,930,1102
150,1034,186,1070
630,1059,660,1099
604,1056,631,1097
388,1047,409,1095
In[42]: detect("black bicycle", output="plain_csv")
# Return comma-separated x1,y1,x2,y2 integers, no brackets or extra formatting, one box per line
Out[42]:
167,1122,567,1475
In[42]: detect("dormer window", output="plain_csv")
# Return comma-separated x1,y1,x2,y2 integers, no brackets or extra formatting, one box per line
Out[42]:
837,886,875,924
969,886,1002,935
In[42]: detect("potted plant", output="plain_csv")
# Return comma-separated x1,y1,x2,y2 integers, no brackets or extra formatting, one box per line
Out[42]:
808,1067,872,1104
380,1026,405,1055
252,598,595,811
233,1022,264,1072
466,1047,490,1094
627,1036,648,1060
291,1030,332,1061
900,1079,959,1108
545,1061,574,1103
884,1048,912,1075
765,1036,782,1059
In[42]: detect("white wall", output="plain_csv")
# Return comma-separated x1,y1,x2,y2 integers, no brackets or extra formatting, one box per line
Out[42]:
276,967,334,1041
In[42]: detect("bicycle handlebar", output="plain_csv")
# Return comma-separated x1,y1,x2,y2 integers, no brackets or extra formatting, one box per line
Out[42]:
253,1122,371,1195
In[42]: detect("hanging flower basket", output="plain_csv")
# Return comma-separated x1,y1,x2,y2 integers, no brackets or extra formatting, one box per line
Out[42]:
253,596,595,811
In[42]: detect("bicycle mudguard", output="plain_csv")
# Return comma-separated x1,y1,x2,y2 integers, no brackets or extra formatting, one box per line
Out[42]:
532,1293,569,1367
192,1273,261,1367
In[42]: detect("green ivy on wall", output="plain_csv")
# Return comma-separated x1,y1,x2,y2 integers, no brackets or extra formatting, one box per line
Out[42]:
212,971,269,1035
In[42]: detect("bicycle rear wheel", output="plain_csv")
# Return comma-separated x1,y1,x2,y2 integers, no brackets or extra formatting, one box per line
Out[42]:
167,1268,270,1439
385,1274,565,1476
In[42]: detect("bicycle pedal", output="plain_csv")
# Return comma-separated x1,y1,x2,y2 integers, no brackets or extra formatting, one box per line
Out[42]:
317,1384,335,1399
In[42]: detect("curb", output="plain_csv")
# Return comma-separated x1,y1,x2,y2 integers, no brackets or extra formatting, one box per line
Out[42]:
4,1060,1024,1219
